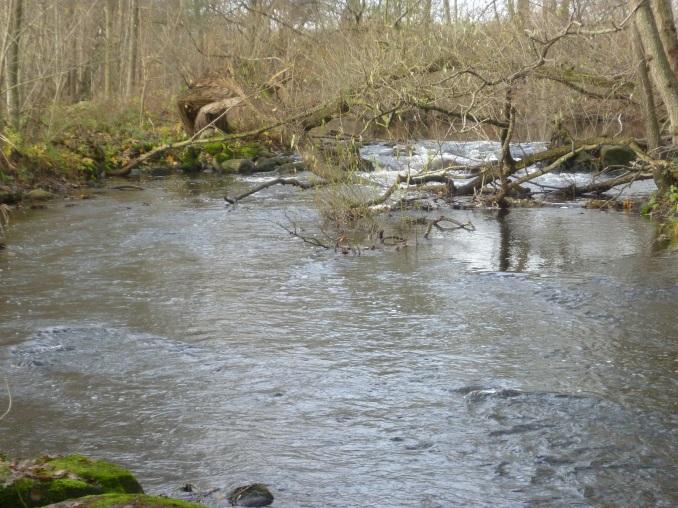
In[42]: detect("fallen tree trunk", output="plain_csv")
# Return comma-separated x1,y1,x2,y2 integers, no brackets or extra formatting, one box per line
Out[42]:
108,99,349,177
456,137,645,196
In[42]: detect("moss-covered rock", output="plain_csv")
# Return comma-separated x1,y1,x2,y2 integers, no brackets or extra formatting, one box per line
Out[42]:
45,494,206,508
220,158,256,174
600,145,635,168
180,147,202,173
25,188,55,201
227,484,274,507
0,187,22,204
0,455,143,508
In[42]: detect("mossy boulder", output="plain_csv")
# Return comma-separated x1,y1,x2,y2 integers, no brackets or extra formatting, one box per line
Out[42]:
227,484,274,507
600,145,635,168
25,189,55,201
220,158,256,174
45,494,206,508
0,455,143,508
180,147,202,173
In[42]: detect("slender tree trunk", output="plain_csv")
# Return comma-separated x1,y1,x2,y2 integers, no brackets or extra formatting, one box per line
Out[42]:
423,0,432,24
65,2,78,101
125,0,140,98
443,0,451,24
632,23,661,150
104,0,115,98
633,0,678,145
650,0,678,75
517,0,530,25
5,0,22,128
558,0,571,22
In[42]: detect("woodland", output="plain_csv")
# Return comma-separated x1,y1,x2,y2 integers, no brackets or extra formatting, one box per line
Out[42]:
0,0,677,240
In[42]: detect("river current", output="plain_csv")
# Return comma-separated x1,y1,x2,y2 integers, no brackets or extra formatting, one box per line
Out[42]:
0,142,676,507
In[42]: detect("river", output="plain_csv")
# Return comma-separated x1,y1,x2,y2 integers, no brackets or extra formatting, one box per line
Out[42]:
0,145,677,507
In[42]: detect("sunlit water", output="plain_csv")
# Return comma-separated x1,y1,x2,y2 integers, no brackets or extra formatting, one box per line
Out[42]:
0,150,676,507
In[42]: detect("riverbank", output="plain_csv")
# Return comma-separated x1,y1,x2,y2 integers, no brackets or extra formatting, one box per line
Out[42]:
0,101,675,252
0,453,274,507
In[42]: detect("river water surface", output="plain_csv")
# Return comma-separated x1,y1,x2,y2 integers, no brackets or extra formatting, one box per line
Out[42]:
0,157,677,506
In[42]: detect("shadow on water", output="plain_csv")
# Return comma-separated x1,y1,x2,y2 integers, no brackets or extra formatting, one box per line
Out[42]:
0,176,676,507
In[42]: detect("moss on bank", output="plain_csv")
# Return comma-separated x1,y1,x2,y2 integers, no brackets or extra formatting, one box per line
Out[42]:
642,183,678,247
45,494,205,508
0,455,143,508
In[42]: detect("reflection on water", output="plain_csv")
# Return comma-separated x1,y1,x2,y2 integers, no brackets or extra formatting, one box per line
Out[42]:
0,177,676,507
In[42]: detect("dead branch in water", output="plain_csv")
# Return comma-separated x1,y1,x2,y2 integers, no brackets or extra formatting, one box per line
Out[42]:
558,171,654,198
424,215,475,239
0,378,11,422
224,177,322,205
277,220,332,249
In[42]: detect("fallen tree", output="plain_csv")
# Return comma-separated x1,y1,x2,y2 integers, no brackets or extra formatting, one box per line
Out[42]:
107,10,676,228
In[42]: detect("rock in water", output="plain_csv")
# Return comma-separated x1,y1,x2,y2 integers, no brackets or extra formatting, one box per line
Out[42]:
227,484,274,507
220,159,256,174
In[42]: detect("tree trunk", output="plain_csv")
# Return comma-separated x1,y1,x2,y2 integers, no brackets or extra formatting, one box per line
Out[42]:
125,0,140,98
632,23,661,150
5,0,22,128
633,0,678,145
443,0,451,24
517,0,530,25
558,0,570,22
104,0,115,98
423,0,432,24
65,2,78,100
650,0,678,75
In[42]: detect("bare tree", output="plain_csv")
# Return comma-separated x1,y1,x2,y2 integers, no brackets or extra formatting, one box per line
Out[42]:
125,0,140,98
650,0,678,74
632,23,661,150
5,0,23,127
632,0,678,145
104,0,116,98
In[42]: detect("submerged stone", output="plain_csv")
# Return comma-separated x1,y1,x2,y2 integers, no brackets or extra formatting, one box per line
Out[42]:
220,159,255,174
227,484,274,507
45,494,206,508
0,455,143,508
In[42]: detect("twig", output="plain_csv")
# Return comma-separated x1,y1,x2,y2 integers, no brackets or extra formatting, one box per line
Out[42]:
0,378,11,422
424,215,475,239
110,185,144,191
276,220,332,249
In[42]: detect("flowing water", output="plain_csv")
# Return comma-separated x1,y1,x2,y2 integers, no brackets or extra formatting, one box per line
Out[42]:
0,144,677,507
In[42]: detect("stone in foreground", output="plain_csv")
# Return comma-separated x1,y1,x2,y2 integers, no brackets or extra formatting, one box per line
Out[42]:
227,484,274,507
